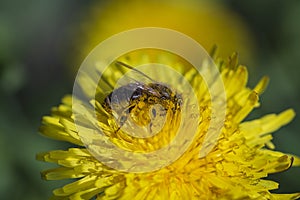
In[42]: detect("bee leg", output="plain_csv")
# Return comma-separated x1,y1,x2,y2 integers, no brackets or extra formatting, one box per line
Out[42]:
119,115,127,126
149,122,153,133
115,115,127,133
115,105,133,133
115,127,121,133
151,107,156,117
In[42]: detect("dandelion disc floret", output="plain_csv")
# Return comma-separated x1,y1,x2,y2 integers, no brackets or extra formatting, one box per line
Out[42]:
37,49,300,199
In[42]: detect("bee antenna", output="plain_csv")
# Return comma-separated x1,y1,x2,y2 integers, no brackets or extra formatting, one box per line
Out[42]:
115,61,155,82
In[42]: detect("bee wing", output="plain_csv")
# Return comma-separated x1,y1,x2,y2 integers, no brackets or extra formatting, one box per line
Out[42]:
115,61,155,86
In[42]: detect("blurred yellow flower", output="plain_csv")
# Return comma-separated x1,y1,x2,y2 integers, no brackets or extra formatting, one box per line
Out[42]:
37,50,300,199
74,0,254,68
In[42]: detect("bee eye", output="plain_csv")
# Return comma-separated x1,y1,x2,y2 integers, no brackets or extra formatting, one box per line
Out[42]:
152,108,156,117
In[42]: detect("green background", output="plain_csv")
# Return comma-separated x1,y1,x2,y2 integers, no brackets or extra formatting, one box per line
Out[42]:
0,0,299,199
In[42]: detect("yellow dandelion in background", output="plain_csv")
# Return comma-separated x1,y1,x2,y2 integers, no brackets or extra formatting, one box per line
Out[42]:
37,49,300,199
74,0,254,68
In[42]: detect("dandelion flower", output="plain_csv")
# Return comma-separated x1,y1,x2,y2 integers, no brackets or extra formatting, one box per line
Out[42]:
37,50,300,199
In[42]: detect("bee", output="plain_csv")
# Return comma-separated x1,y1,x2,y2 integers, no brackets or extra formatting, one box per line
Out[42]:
101,61,182,133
